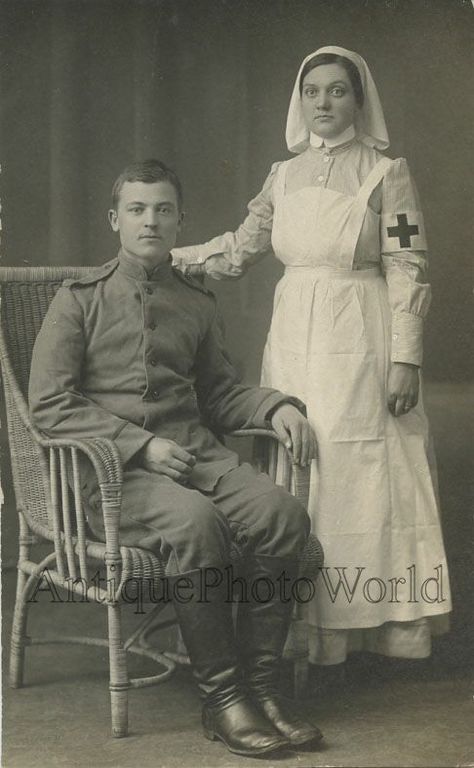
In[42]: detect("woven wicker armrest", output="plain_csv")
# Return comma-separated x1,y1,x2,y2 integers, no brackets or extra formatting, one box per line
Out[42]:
228,428,282,440
39,435,123,487
35,434,124,570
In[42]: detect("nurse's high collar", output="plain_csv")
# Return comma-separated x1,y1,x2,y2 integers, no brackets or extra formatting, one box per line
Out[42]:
310,124,356,149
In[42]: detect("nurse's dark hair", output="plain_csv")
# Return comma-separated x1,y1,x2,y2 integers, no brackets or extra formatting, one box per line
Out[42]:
111,159,184,211
299,53,364,108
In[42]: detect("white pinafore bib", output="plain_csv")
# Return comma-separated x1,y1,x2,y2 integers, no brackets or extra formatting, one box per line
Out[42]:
271,156,391,269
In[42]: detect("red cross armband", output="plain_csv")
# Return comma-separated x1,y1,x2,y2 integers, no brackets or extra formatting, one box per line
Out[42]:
381,210,427,252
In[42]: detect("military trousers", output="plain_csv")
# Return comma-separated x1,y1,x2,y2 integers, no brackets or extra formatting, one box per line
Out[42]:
85,462,310,575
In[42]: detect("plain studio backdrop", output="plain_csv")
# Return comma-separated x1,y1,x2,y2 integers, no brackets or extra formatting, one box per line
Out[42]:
0,0,472,702
1,0,472,380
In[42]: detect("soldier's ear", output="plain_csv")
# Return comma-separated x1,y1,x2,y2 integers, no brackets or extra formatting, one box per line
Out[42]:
108,209,119,232
177,210,185,230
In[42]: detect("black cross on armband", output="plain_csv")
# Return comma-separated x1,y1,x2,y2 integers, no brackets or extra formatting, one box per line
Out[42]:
387,213,419,248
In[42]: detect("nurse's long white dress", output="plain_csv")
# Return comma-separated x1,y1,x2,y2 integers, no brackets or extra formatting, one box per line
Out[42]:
173,135,451,664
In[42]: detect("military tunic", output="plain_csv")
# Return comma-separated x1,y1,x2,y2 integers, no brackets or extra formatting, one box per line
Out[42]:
29,251,309,573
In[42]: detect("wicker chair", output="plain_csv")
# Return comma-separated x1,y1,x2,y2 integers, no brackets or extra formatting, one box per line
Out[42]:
0,266,323,738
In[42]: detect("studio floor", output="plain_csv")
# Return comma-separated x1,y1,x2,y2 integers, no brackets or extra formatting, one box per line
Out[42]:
2,382,473,768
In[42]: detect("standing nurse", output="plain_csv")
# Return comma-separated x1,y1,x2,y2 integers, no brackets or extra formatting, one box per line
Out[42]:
173,46,452,672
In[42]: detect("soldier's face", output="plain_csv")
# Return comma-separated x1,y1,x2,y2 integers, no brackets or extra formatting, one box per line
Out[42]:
109,181,183,263
301,63,358,140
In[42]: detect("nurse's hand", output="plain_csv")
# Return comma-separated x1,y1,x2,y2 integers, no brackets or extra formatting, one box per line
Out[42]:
271,404,317,467
141,437,196,483
387,362,419,417
205,254,245,281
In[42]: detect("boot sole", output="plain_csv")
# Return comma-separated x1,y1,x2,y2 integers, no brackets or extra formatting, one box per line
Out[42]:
203,727,289,757
287,731,324,748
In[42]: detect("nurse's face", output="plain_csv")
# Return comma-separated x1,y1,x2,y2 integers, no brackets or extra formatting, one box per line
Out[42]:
301,63,358,140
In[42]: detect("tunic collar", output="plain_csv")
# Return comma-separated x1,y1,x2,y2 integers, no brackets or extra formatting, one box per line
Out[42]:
117,249,174,281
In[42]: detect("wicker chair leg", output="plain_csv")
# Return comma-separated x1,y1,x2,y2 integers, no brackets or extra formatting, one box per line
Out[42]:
110,687,129,739
9,569,30,688
107,602,130,737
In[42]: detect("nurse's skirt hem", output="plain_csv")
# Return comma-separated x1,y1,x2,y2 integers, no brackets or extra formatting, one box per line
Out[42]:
302,615,450,666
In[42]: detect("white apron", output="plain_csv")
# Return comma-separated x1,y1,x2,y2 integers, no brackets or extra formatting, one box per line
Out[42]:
262,159,451,664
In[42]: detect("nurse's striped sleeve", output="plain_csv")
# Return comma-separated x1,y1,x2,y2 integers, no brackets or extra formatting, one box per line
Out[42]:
172,162,281,271
381,158,431,367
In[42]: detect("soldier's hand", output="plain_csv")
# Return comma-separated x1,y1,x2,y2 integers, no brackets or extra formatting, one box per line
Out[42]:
205,254,245,281
271,404,317,467
141,437,196,483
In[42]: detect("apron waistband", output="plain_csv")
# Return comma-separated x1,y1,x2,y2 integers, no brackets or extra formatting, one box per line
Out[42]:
284,265,381,280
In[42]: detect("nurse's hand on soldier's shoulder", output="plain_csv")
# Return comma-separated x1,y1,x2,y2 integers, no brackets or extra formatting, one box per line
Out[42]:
141,437,196,483
205,254,245,281
271,404,317,468
387,362,420,417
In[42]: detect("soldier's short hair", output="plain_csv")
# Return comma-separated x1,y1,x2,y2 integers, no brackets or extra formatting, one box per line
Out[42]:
111,159,184,211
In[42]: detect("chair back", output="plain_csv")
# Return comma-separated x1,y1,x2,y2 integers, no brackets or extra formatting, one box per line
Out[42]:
0,266,99,538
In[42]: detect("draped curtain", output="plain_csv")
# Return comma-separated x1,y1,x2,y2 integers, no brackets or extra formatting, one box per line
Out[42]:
0,0,472,381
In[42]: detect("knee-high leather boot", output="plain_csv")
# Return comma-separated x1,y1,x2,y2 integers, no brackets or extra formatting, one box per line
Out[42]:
169,569,289,757
236,556,323,748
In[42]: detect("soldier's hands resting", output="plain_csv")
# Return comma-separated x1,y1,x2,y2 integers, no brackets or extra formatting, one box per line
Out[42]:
141,437,196,483
271,404,317,467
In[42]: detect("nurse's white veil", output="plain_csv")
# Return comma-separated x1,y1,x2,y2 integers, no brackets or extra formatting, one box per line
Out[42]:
285,45,390,153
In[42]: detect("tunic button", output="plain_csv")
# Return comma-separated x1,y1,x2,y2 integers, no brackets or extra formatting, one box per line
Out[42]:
317,175,324,182
323,155,330,163
150,359,157,367
149,321,156,331
145,286,153,295
152,390,160,400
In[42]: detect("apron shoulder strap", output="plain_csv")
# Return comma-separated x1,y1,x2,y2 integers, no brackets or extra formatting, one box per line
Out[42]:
355,156,393,210
339,156,393,267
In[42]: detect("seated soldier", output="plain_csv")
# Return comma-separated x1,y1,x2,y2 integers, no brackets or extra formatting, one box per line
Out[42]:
29,159,322,757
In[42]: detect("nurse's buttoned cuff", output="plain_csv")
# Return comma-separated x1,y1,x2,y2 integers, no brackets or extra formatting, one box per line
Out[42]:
390,312,424,367
183,263,207,278
113,421,155,466
171,243,216,267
